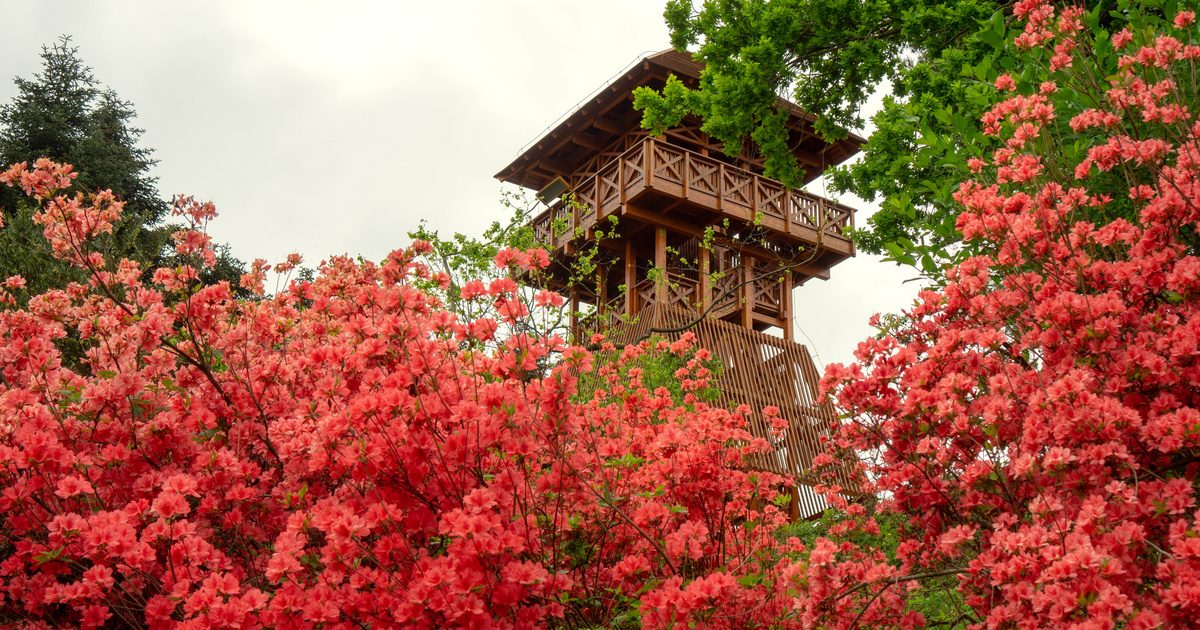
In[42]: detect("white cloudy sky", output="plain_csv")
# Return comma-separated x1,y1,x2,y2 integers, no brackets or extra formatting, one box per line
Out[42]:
3,1,920,368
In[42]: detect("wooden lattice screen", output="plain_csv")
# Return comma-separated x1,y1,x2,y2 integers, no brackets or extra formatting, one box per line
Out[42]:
599,304,851,516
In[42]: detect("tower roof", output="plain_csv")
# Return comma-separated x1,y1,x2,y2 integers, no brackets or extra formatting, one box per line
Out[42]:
495,49,864,192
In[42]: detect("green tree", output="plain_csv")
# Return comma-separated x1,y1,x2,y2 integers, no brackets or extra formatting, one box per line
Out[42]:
634,0,1155,272
0,37,243,296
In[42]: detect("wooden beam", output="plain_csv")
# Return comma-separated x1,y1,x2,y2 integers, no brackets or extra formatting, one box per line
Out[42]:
623,204,704,237
699,246,711,311
570,133,608,152
592,115,626,136
752,311,786,329
597,265,608,306
713,238,833,281
533,157,572,178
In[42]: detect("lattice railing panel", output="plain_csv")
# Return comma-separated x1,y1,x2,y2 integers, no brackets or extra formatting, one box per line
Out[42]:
653,144,684,184
823,205,854,237
577,293,628,342
576,178,597,229
752,275,784,315
531,138,856,260
597,162,621,214
623,143,646,192
757,180,786,221
723,169,753,209
711,271,740,317
665,275,698,311
686,157,719,196
530,210,554,246
634,278,656,313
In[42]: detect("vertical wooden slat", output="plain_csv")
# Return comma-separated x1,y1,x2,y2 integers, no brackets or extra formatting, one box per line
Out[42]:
570,290,580,341
698,246,711,311
598,266,608,306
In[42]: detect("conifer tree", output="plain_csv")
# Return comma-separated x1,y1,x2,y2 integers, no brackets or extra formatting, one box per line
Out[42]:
0,36,242,296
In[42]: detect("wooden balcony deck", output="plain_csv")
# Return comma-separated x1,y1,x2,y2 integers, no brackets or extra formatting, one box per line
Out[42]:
530,137,856,257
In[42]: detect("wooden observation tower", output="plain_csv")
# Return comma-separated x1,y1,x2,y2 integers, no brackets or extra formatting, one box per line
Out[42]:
496,50,863,516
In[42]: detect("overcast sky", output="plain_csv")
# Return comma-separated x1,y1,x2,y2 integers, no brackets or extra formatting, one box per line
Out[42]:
3,1,920,369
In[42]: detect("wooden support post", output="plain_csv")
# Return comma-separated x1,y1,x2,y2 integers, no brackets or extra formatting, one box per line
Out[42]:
698,246,711,312
625,239,636,317
569,290,580,342
654,227,667,305
783,271,794,342
598,266,608,307
742,255,755,329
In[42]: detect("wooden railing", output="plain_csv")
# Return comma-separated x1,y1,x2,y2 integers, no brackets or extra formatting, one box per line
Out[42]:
576,292,628,341
710,269,740,318
752,275,784,316
527,138,855,252
644,139,855,242
633,273,701,315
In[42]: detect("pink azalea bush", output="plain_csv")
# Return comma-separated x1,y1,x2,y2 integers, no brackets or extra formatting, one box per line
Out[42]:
6,2,1200,628
0,160,806,627
821,2,1200,627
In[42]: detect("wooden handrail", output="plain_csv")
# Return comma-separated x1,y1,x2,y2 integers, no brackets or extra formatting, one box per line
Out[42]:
529,136,856,250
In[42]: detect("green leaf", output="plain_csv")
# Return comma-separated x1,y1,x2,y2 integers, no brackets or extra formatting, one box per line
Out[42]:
34,547,64,565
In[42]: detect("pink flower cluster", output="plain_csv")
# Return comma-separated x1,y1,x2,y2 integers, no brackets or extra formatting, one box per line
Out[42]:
821,3,1200,626
0,161,816,627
